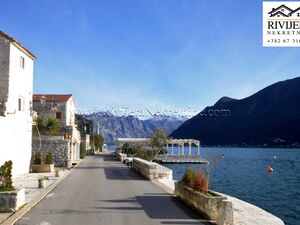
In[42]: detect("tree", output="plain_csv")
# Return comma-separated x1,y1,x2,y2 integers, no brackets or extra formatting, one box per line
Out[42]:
80,142,86,159
92,134,104,150
0,160,15,192
33,116,59,136
121,143,134,155
149,129,168,160
47,117,59,135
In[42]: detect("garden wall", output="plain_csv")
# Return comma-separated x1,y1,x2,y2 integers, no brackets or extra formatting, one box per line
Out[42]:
116,152,127,162
132,158,172,180
32,136,70,167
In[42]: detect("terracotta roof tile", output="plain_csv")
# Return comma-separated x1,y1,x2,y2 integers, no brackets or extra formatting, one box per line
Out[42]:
33,94,72,102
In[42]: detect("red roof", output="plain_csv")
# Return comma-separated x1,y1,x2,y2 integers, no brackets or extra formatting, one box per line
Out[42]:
0,31,36,60
33,94,73,102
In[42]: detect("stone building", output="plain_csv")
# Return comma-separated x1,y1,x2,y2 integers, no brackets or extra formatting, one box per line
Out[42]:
0,31,36,176
32,94,81,166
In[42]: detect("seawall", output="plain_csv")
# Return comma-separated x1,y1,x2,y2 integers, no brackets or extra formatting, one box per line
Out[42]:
116,153,285,225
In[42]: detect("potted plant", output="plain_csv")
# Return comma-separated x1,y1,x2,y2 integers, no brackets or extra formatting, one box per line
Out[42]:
38,176,49,188
31,152,55,173
0,161,25,212
33,152,42,165
175,168,227,220
55,169,63,177
44,152,55,172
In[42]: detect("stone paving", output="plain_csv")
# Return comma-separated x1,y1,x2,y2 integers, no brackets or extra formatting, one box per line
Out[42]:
0,168,68,224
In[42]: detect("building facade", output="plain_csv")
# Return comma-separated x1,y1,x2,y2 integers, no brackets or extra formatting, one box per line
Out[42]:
32,94,81,165
0,31,36,176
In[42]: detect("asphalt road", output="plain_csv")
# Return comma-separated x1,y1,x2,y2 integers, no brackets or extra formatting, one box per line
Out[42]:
16,154,212,225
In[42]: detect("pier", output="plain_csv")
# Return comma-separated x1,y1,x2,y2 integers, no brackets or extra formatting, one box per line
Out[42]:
154,154,209,164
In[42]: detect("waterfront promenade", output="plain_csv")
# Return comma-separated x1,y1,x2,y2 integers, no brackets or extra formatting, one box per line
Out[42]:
15,153,212,225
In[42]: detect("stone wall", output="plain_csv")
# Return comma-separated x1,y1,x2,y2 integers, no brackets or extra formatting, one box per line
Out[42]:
116,152,127,162
0,36,10,106
174,182,284,225
32,136,70,167
132,158,172,180
216,192,285,225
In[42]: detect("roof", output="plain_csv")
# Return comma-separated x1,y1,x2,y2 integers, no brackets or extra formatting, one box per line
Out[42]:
117,138,150,142
291,7,300,14
268,4,293,15
270,11,289,17
33,94,73,102
0,31,36,60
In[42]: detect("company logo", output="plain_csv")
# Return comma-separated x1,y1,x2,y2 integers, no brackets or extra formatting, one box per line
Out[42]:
263,2,300,47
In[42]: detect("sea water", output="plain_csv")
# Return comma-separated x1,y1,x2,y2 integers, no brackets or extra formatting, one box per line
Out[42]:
165,147,300,225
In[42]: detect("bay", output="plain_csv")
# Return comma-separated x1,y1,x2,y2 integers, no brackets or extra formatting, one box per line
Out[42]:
164,147,300,225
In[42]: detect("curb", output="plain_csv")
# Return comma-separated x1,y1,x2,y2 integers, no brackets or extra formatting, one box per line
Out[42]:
0,159,85,225
151,179,175,195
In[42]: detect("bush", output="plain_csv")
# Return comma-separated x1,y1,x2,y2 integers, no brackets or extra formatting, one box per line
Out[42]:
180,168,209,193
181,167,195,187
36,117,46,134
121,143,134,155
44,152,53,164
47,117,59,135
192,171,209,193
33,152,42,165
80,143,86,159
0,160,15,192
92,134,104,150
38,176,49,181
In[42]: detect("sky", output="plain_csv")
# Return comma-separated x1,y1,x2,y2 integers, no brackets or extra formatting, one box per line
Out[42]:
1,0,300,113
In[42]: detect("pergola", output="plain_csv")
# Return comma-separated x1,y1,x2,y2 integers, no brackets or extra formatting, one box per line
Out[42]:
167,139,200,155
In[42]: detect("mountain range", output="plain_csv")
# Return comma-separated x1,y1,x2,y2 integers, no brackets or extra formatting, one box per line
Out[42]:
171,77,300,147
85,113,186,145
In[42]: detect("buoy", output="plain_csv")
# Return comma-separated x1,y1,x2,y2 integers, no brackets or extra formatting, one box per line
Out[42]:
221,154,224,159
274,156,277,159
267,166,273,173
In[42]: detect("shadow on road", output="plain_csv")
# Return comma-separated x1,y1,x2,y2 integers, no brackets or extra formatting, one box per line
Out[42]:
161,221,212,225
103,166,146,180
74,154,146,181
98,194,214,224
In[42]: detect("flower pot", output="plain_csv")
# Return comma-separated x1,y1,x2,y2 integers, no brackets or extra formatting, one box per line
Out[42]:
55,170,62,177
0,188,25,212
31,164,55,173
175,182,226,220
38,179,48,188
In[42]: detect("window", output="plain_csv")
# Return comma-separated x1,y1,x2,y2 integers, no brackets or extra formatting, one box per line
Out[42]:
56,112,62,119
298,13,300,17
18,98,22,111
281,8,284,12
20,56,25,69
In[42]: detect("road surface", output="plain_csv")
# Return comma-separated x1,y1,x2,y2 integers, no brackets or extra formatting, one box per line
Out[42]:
16,153,212,225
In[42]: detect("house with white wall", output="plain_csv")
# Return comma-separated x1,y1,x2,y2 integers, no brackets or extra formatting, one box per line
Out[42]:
32,94,81,164
0,31,36,176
